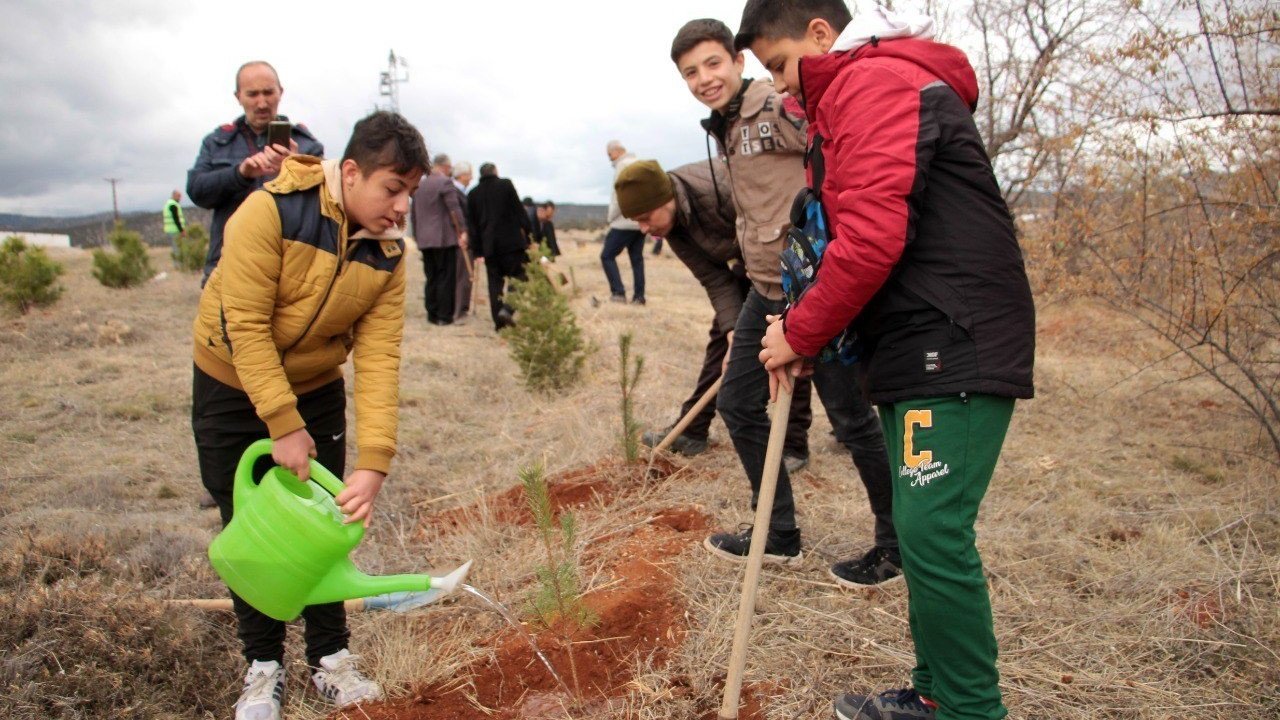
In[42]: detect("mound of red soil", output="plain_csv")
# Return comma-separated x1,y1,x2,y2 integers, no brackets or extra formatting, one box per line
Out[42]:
366,502,711,719
422,458,678,539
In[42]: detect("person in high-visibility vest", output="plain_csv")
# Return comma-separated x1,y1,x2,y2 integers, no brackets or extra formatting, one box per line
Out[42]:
163,189,186,259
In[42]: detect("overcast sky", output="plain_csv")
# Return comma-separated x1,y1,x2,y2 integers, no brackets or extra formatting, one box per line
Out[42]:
0,0,788,217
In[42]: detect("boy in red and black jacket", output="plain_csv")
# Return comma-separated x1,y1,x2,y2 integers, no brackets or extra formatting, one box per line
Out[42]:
745,1,1035,719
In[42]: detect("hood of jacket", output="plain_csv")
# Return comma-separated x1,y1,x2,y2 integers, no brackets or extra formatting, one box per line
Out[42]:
264,155,406,241
799,37,978,116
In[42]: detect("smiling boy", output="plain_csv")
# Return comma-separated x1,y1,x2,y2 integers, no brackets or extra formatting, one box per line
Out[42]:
745,2,1036,719
191,110,428,720
672,18,899,587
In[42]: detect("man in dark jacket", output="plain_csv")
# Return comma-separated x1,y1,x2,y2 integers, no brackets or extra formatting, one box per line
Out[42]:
187,60,324,284
411,154,467,325
537,201,561,258
747,2,1035,719
466,163,533,329
616,159,809,460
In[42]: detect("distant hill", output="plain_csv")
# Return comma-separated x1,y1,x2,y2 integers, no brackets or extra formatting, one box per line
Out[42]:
0,208,213,248
545,203,606,230
1,201,605,248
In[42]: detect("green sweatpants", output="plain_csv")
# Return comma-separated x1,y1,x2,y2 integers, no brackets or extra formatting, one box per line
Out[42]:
880,393,1014,720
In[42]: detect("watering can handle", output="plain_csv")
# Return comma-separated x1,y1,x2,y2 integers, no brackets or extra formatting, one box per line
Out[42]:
235,438,348,498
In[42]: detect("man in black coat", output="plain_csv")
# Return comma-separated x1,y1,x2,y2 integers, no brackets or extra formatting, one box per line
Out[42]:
466,163,533,330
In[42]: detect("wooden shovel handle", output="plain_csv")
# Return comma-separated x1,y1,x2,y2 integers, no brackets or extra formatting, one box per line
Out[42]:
718,387,793,719
166,598,366,612
652,377,723,456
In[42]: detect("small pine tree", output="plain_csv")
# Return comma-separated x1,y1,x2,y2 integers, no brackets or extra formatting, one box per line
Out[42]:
504,246,587,392
172,225,209,272
0,236,64,314
618,332,645,462
92,223,155,288
521,461,595,695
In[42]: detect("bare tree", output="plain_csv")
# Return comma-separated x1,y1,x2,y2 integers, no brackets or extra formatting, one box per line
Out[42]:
1033,0,1280,457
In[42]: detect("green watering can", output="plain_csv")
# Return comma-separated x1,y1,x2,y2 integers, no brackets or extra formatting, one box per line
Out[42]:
209,439,472,621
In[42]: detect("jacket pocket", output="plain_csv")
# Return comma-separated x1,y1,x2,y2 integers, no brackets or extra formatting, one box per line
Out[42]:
896,264,973,335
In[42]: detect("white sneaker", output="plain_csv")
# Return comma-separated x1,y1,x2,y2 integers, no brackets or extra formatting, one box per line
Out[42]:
235,660,284,720
311,649,383,708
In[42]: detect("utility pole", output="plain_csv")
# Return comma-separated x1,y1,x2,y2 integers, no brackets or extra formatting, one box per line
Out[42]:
378,49,409,113
104,177,121,224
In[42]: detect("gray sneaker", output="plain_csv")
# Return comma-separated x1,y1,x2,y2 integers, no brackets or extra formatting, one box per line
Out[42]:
783,453,809,475
834,688,937,720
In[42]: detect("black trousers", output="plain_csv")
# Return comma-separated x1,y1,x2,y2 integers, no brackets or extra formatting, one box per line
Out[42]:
421,246,458,323
675,316,813,457
191,366,350,667
485,251,528,329
717,289,895,547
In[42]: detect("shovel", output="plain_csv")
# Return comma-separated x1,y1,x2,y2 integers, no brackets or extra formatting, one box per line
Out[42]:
167,586,455,614
718,386,793,719
650,377,722,457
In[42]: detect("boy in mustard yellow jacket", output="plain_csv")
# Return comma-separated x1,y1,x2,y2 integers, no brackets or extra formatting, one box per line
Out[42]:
191,111,428,720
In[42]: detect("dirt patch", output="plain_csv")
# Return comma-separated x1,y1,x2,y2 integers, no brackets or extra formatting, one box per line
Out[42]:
421,458,678,539
366,504,712,719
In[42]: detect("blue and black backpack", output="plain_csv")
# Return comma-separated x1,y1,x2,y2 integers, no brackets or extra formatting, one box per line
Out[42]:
779,139,861,365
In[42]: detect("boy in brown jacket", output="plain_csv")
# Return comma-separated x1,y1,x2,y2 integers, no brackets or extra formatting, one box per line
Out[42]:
191,111,428,720
672,18,899,585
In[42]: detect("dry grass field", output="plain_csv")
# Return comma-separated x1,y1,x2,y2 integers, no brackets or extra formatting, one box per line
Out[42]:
1,233,1276,719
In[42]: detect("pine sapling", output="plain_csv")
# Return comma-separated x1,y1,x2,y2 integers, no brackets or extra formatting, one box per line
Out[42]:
521,461,595,696
92,222,155,288
0,236,64,314
504,246,588,392
172,224,209,272
618,332,645,462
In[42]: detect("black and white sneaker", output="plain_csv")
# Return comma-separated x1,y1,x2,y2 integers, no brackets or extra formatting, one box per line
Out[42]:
235,660,284,720
830,546,903,587
703,524,802,566
311,649,383,708
833,688,937,720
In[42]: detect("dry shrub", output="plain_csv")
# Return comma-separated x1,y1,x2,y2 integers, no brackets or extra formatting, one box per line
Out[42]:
0,577,238,719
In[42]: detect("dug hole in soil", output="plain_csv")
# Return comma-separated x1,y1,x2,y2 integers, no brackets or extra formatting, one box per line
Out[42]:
365,458,770,720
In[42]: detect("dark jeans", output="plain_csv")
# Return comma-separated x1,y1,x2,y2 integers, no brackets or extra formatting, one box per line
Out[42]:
717,289,895,548
601,228,646,299
651,236,664,255
421,246,458,323
675,316,813,457
191,366,350,667
486,251,527,329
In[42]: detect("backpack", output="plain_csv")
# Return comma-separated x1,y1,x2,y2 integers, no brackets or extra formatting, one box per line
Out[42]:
779,183,862,365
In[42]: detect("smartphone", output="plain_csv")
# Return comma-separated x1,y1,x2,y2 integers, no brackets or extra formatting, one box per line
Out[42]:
266,120,292,150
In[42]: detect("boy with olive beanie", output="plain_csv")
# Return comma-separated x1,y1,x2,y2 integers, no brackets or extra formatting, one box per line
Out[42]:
616,160,811,458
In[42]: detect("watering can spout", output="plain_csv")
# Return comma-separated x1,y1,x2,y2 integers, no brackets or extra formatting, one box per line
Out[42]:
305,559,474,607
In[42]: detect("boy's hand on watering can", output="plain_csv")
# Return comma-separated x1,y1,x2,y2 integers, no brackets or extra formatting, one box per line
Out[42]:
273,428,317,482
336,469,385,527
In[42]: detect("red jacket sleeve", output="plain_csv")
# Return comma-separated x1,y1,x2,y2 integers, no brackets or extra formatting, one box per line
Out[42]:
784,63,939,357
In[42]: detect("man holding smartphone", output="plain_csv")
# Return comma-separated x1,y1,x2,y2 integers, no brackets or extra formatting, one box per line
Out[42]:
187,60,324,285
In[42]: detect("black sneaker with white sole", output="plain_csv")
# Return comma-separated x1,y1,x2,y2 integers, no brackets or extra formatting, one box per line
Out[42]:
833,688,937,720
641,427,709,456
830,546,903,588
703,524,802,566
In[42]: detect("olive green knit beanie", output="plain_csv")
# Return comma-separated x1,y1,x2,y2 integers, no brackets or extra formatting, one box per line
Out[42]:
614,160,673,218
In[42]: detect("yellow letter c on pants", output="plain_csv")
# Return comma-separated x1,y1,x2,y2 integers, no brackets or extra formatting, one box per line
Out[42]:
903,409,933,469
